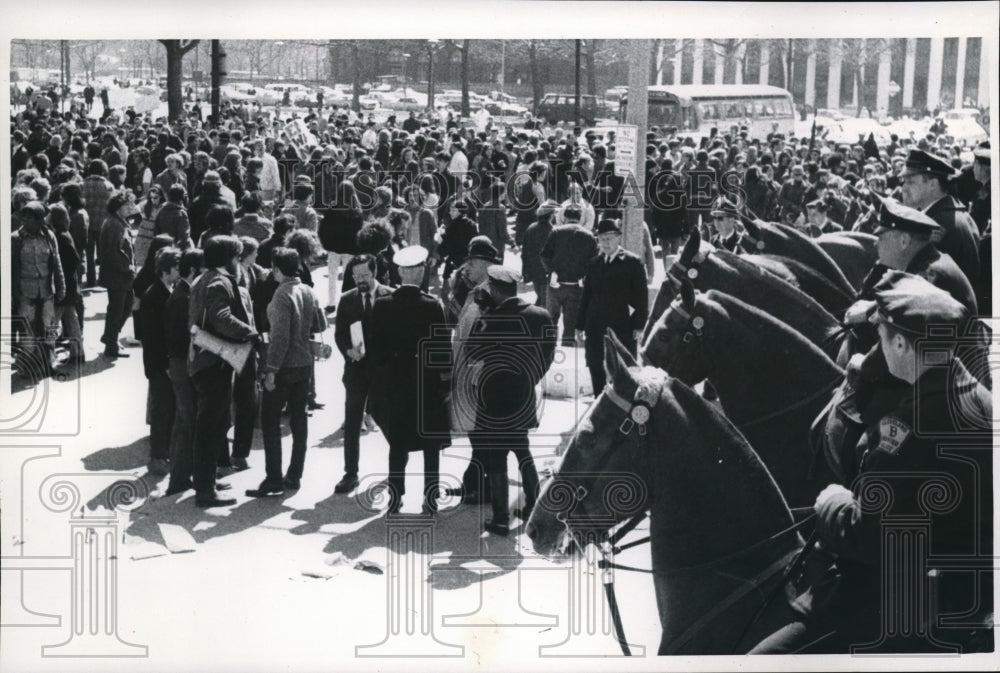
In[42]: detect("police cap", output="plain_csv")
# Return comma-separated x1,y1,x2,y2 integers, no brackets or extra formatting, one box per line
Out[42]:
900,148,958,179
393,245,429,268
710,197,740,218
805,198,828,213
872,195,941,236
973,141,990,165
595,218,622,235
871,270,968,340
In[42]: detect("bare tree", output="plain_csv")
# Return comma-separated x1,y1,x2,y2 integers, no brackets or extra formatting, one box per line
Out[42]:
159,39,200,120
74,41,106,83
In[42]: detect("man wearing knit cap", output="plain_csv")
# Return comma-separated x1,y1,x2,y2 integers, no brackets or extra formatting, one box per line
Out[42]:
367,245,451,514
753,271,992,654
464,265,555,535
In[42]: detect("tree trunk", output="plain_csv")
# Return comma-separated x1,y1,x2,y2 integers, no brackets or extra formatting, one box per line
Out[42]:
351,43,362,113
528,40,543,112
460,39,470,117
586,39,598,95
160,40,199,122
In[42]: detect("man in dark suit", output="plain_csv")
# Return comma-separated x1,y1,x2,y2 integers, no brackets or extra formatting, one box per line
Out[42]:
367,246,451,514
139,247,181,477
575,218,649,394
466,266,556,535
187,235,258,508
333,254,393,495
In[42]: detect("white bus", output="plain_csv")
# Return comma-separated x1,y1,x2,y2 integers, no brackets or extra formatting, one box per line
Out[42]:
620,84,796,139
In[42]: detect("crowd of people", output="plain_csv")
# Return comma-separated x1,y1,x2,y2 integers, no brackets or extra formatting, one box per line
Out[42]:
8,85,992,543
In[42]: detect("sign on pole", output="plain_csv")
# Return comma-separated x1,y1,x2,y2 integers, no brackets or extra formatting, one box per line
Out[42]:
613,124,639,178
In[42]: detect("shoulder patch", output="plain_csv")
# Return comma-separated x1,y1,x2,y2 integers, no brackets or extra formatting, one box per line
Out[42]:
877,417,911,455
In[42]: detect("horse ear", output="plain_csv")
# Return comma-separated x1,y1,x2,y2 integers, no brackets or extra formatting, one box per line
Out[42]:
741,214,762,239
603,333,631,389
680,278,696,309
605,327,637,367
680,228,701,263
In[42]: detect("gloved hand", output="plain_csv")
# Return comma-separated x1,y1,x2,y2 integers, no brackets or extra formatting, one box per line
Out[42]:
814,483,857,542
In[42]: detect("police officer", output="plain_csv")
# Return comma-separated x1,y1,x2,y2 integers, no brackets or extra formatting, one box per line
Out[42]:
898,149,981,284
708,198,749,252
464,266,556,535
755,271,992,653
367,245,451,515
575,218,648,394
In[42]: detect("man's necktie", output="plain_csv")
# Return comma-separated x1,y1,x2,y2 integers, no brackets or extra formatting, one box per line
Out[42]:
363,293,371,315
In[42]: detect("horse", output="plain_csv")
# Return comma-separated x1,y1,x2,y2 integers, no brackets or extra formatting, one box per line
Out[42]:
641,281,844,508
645,233,844,361
816,231,879,292
740,216,858,301
742,253,858,317
527,332,805,655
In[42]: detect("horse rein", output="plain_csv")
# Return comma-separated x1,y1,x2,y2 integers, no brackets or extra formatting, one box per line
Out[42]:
560,378,816,655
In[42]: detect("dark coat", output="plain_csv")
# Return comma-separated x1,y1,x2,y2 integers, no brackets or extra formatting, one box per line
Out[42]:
154,202,192,248
139,279,172,377
804,359,991,637
97,215,135,291
438,215,478,280
521,220,553,283
187,268,257,376
334,283,393,384
164,278,192,360
52,230,78,304
577,250,648,367
188,191,228,244
468,297,556,432
318,205,364,254
924,195,981,284
367,285,451,451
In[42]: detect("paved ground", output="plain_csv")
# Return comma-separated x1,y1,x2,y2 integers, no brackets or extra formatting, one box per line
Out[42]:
1,249,669,671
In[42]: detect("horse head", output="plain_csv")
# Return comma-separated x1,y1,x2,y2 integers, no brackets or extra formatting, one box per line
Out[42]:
738,215,856,297
642,232,717,343
527,330,657,558
640,279,711,386
528,329,806,654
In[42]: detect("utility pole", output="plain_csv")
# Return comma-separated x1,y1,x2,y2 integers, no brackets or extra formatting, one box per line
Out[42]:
623,39,650,257
575,39,582,126
211,39,227,124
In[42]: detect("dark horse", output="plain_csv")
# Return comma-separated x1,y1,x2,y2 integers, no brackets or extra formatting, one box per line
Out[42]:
816,231,879,292
645,233,844,361
642,282,844,508
527,333,804,655
740,216,858,299
742,253,858,318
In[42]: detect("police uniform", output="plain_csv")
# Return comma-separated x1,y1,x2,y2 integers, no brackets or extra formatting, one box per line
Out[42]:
577,219,649,393
367,246,451,513
707,199,749,253
902,149,981,284
758,272,993,654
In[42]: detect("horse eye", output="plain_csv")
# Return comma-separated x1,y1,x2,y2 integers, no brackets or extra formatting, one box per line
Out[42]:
683,333,693,343
658,331,670,342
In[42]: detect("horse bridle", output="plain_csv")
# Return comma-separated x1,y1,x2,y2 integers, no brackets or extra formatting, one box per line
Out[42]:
562,372,816,656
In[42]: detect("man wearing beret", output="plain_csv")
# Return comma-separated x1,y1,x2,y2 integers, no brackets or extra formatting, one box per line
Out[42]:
575,219,648,394
754,272,993,653
367,245,451,515
898,149,981,286
465,265,556,535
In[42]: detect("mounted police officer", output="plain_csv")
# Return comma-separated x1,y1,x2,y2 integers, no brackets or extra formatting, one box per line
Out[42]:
757,271,993,653
707,198,749,253
898,149,981,285
367,245,451,515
